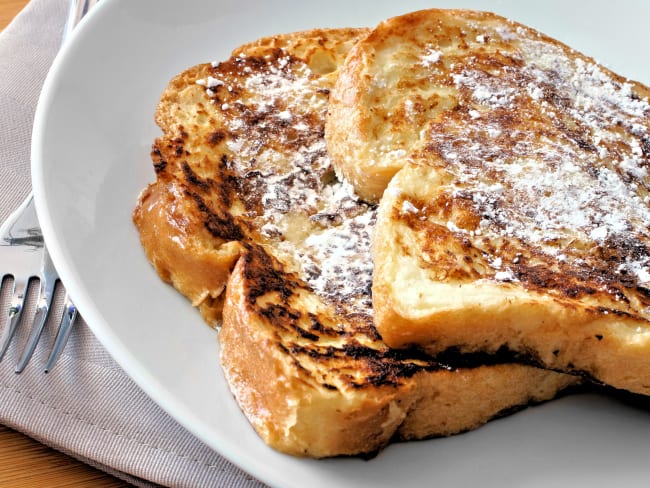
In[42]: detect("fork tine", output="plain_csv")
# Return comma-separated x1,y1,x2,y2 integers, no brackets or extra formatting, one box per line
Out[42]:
0,277,28,362
14,279,56,373
14,253,58,373
44,294,77,373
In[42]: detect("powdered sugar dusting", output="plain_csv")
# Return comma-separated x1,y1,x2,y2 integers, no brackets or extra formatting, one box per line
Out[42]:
420,23,650,289
453,73,517,108
299,197,375,314
204,49,375,316
420,47,442,66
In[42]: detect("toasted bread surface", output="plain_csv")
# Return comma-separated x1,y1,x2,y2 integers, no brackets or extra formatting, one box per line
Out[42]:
134,27,367,324
221,244,577,457
134,27,578,457
374,163,650,394
326,8,650,203
357,10,650,394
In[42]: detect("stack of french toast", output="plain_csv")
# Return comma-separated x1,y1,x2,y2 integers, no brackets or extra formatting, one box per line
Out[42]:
133,8,650,458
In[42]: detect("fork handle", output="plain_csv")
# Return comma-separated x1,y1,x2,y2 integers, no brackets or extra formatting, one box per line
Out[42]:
63,0,100,41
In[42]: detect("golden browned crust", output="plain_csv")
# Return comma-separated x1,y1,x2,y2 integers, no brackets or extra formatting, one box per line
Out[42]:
134,28,370,325
327,8,650,203
374,174,650,393
220,246,578,458
133,177,241,326
361,9,650,394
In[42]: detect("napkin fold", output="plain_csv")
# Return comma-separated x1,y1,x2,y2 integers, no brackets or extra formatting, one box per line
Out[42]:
0,1,265,486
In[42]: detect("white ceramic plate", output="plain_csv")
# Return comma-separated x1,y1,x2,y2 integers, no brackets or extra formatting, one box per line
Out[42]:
32,0,650,486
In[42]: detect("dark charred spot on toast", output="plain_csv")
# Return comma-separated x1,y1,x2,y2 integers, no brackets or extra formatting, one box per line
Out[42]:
434,345,588,385
241,245,299,305
599,235,650,280
207,129,227,146
176,128,189,141
258,303,329,344
151,145,167,174
591,306,639,319
349,357,424,388
285,342,432,388
340,315,383,342
641,136,650,157
259,303,301,322
508,258,598,298
433,344,532,367
567,129,598,153
181,162,211,192
186,190,244,241
308,313,344,337
260,304,321,342
151,136,190,174
235,171,267,214
219,47,300,84
212,154,237,208
543,86,573,111
209,154,265,215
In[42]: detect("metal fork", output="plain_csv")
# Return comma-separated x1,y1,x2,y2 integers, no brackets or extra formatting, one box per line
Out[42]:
0,0,98,373
0,195,77,373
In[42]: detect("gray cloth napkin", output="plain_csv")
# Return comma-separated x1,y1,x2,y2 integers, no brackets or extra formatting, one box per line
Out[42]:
0,1,266,486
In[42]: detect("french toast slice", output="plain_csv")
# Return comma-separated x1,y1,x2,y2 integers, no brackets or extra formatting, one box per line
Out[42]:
133,27,578,458
349,9,650,394
134,27,367,325
326,8,650,203
221,243,577,457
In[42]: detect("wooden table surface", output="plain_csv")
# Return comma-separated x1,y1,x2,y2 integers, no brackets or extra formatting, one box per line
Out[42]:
0,1,130,486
